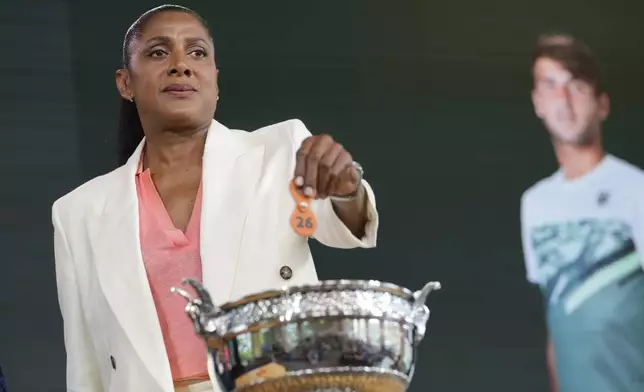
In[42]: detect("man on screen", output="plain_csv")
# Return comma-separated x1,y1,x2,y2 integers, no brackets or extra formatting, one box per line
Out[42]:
520,33,644,392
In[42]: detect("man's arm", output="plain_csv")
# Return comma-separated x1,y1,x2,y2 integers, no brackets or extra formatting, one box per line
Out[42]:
547,337,559,392
521,193,558,391
547,338,559,392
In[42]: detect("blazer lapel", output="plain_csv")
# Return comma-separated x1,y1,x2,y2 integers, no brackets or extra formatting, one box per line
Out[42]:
92,141,173,392
200,120,265,306
90,120,264,391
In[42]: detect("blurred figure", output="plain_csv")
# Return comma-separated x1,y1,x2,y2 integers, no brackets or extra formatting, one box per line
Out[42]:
0,364,6,392
521,34,644,392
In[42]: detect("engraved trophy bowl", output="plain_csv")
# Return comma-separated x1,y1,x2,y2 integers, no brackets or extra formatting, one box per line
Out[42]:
171,279,441,392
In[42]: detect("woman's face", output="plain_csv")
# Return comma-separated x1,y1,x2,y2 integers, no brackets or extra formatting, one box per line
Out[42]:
116,11,219,131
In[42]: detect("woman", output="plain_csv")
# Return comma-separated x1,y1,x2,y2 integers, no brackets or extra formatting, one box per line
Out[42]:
53,4,378,392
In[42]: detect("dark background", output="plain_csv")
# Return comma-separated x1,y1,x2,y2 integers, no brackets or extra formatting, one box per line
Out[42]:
1,0,643,391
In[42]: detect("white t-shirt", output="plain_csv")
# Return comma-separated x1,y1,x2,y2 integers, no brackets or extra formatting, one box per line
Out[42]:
520,154,644,392
521,154,644,290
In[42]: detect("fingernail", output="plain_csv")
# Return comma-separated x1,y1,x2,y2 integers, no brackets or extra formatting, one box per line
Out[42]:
294,176,304,186
304,187,314,197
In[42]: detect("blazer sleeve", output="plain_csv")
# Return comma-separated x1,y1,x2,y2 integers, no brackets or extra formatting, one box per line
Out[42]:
53,204,104,392
289,119,379,249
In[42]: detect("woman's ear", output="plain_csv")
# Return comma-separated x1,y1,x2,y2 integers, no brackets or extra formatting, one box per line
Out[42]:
115,69,134,101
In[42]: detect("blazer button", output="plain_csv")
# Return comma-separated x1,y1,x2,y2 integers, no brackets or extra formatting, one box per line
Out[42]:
279,266,293,280
110,356,116,370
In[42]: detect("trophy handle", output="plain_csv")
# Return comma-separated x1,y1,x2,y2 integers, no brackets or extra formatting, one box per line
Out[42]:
171,278,221,336
411,281,441,344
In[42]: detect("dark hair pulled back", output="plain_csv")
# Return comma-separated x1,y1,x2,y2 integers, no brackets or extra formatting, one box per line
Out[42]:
117,4,211,166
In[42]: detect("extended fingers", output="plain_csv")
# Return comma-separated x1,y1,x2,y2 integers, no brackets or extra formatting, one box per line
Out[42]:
304,135,334,197
317,142,345,198
294,134,338,198
294,136,314,187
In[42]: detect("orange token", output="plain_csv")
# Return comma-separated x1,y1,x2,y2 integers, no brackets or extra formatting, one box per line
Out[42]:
289,180,317,237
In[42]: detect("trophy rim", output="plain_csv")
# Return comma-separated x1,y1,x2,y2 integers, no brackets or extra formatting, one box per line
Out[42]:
217,279,416,312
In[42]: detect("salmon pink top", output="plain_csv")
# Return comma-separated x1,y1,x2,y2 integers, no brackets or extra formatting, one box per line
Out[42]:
135,159,208,382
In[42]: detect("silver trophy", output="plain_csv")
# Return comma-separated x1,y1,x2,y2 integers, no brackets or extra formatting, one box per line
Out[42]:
172,279,441,392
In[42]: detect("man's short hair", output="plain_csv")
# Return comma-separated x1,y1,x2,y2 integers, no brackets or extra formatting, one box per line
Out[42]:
532,33,605,95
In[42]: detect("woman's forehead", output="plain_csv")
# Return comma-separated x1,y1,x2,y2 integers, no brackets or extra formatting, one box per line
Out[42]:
139,11,209,41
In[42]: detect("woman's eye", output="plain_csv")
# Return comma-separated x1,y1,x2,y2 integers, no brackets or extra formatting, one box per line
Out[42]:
150,50,166,57
191,49,207,58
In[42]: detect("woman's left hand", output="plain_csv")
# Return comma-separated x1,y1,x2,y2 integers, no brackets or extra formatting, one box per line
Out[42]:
293,134,362,200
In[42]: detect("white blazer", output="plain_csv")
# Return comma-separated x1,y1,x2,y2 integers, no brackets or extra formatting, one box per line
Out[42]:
53,119,379,392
